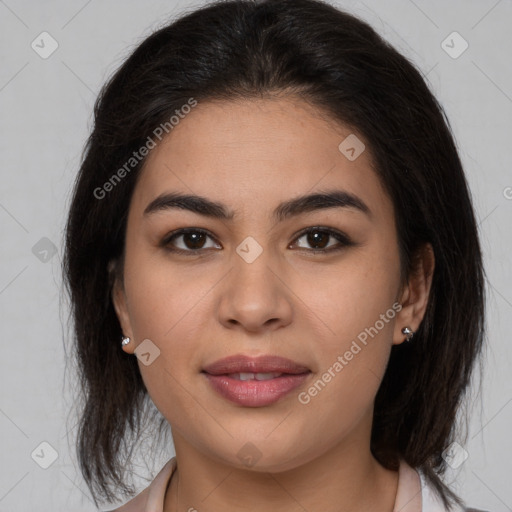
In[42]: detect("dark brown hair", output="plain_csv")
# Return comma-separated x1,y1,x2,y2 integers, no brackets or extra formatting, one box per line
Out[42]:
63,0,485,509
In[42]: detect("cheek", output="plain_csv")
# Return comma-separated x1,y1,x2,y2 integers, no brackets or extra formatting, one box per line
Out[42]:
122,255,211,422
290,246,400,413
122,236,211,339
293,243,401,351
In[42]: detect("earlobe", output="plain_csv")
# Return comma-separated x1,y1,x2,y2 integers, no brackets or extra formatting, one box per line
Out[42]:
111,269,135,354
393,243,435,345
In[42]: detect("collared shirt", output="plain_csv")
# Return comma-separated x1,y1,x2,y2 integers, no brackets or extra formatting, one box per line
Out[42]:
105,457,487,512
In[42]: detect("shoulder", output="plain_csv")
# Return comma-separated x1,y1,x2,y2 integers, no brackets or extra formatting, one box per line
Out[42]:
416,466,491,512
103,457,177,512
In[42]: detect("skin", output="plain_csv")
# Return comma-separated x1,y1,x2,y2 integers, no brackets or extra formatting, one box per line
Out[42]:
113,95,434,512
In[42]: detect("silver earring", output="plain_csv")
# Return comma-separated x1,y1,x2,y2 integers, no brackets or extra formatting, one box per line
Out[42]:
401,327,414,342
121,336,131,346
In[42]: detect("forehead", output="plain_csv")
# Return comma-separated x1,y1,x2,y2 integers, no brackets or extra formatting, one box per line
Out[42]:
131,96,393,223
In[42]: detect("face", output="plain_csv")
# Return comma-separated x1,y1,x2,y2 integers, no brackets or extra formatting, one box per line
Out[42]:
113,96,432,472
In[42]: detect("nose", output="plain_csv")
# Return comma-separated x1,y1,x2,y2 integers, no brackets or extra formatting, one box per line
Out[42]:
216,248,293,333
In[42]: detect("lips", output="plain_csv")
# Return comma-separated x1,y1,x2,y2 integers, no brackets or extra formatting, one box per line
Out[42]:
202,354,311,376
202,354,311,407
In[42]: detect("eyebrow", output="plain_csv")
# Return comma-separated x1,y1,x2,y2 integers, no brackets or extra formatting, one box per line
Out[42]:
143,189,371,222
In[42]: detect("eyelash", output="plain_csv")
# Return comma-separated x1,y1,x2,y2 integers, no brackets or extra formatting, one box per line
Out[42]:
160,226,355,255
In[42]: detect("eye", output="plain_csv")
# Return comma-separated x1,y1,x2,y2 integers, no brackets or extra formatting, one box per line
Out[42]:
161,228,221,254
161,226,354,255
291,227,354,253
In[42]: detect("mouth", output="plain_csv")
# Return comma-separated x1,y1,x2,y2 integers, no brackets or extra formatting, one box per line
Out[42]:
218,371,294,381
201,354,312,407
202,354,311,375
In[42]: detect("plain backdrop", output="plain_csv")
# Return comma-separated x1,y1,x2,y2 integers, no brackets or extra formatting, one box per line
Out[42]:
0,0,511,511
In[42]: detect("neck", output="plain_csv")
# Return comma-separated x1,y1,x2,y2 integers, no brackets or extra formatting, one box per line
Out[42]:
163,425,398,512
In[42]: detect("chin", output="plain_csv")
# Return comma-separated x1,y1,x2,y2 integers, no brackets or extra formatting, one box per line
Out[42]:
203,434,312,473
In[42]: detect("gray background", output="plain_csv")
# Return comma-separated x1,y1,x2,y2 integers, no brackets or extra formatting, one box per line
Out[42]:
0,0,511,511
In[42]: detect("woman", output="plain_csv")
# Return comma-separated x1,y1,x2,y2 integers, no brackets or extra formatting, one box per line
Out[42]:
63,0,489,511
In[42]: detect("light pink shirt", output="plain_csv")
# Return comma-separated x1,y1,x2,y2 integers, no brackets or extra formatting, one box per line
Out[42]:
105,457,472,512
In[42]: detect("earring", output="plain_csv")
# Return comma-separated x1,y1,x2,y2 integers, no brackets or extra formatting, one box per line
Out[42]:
121,336,131,346
401,327,414,342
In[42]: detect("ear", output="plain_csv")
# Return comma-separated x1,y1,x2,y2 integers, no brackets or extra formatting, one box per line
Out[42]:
393,243,435,346
110,260,136,355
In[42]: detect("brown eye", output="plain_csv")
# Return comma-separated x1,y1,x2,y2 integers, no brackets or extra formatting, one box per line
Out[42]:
162,228,221,253
304,230,330,249
180,231,207,249
292,227,354,253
